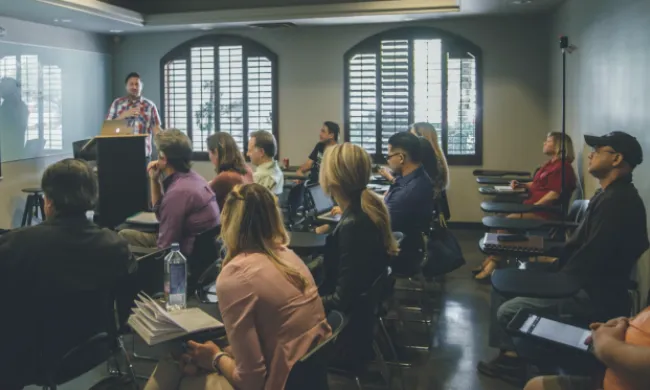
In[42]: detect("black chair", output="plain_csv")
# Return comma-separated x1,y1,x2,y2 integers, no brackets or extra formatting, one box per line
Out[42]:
135,247,172,298
31,291,136,390
187,225,222,291
282,181,306,230
480,201,561,215
73,138,96,161
285,310,347,390
329,272,396,389
21,187,46,226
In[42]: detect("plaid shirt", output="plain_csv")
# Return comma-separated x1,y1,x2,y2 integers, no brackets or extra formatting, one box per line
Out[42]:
106,96,161,156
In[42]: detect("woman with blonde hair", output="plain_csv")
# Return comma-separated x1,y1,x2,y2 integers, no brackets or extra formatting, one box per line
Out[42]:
474,132,578,281
411,122,449,196
319,142,398,370
144,183,331,390
207,132,253,209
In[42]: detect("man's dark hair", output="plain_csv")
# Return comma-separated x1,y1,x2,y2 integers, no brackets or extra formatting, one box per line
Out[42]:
388,131,422,163
250,130,277,158
125,72,141,84
41,159,97,216
154,129,193,172
324,121,340,142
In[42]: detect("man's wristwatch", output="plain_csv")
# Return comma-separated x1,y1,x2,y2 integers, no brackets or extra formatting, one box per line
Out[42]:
211,352,231,375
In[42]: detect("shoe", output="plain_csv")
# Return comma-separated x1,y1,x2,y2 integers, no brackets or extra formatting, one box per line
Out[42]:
471,257,493,275
477,354,525,386
471,265,484,275
475,259,497,281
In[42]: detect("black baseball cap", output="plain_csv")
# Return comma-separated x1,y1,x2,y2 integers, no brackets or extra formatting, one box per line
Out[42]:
584,131,643,168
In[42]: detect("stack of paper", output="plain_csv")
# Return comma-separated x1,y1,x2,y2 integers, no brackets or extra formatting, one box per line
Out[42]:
128,293,223,345
493,186,526,193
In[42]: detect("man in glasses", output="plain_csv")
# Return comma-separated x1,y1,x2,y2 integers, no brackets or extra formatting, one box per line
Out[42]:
383,132,434,274
479,131,649,385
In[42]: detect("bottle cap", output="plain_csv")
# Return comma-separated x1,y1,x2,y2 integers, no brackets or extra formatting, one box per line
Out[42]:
171,243,180,251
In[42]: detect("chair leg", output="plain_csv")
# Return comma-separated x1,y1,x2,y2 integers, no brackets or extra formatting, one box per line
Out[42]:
22,196,32,227
355,376,364,390
38,195,46,221
118,336,139,386
27,195,35,226
372,340,391,388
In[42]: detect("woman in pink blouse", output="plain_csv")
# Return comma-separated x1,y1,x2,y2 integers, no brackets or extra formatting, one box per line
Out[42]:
144,183,332,390
207,132,254,210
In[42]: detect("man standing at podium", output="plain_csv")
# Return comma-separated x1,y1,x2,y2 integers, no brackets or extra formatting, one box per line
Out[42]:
106,72,162,158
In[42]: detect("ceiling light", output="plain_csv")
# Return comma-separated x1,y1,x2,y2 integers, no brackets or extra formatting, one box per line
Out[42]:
54,18,72,23
110,29,123,33
512,0,533,4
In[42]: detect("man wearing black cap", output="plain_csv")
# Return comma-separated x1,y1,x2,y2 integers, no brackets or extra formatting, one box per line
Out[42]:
478,131,649,385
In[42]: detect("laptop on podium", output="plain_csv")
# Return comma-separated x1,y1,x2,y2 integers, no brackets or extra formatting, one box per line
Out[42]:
100,119,134,136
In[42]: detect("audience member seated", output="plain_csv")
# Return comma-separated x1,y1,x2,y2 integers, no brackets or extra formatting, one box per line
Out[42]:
410,122,450,198
144,183,331,390
525,307,650,390
478,131,649,385
247,130,284,195
296,121,340,182
382,131,434,274
119,129,219,256
206,132,254,210
0,159,136,390
318,143,398,369
474,132,578,281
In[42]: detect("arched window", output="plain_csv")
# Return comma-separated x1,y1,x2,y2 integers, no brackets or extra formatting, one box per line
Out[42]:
160,35,278,158
344,27,483,165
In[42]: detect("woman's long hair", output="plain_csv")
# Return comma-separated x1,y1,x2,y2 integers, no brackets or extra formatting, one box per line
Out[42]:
220,183,309,292
547,132,576,163
320,143,399,256
206,132,248,175
411,122,449,190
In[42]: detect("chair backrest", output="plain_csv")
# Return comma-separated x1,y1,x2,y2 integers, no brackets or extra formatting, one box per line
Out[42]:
568,199,590,224
188,225,222,290
284,310,347,390
136,247,171,297
37,290,118,386
286,182,306,220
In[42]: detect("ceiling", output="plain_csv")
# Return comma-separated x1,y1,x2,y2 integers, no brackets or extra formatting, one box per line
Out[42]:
0,0,565,34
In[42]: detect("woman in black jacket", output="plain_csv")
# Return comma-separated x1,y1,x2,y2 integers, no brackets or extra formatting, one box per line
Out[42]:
318,142,398,370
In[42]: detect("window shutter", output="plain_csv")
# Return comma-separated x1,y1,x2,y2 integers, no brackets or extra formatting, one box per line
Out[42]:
348,53,378,153
21,55,39,143
247,56,274,146
42,65,62,150
190,47,215,152
380,40,410,155
446,51,477,156
218,46,244,152
163,59,188,133
413,39,443,130
0,56,17,79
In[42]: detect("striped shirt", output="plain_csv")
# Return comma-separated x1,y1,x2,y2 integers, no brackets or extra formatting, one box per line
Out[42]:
106,96,161,156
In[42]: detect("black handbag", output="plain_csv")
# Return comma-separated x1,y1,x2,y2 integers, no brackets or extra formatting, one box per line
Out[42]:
423,215,465,278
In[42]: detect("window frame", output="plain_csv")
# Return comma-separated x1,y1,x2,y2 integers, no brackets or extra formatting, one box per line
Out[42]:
159,34,280,161
343,27,484,166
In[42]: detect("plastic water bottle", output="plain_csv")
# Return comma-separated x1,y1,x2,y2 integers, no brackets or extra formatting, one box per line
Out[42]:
164,243,187,311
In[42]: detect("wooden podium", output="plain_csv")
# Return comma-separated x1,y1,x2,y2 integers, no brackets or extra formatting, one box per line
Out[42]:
81,134,148,228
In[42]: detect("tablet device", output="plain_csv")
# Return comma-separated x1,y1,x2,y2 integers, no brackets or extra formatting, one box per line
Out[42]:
507,309,592,353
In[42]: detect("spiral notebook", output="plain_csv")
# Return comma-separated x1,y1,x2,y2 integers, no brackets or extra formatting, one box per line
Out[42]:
483,233,544,254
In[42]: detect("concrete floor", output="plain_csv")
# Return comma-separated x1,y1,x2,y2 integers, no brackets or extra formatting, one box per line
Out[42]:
25,229,520,390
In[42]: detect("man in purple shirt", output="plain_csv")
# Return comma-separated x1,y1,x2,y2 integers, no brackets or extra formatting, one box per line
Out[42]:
119,129,220,256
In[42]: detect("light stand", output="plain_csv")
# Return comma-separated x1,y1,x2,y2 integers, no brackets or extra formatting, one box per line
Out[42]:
560,36,569,221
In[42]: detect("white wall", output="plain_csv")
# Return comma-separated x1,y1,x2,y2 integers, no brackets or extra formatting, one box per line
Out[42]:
113,15,553,222
0,17,111,228
549,0,650,220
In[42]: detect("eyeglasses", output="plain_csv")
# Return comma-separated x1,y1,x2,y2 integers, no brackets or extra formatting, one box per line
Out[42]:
385,152,402,161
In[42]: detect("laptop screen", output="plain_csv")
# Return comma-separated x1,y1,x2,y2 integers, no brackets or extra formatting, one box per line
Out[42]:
309,185,335,214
